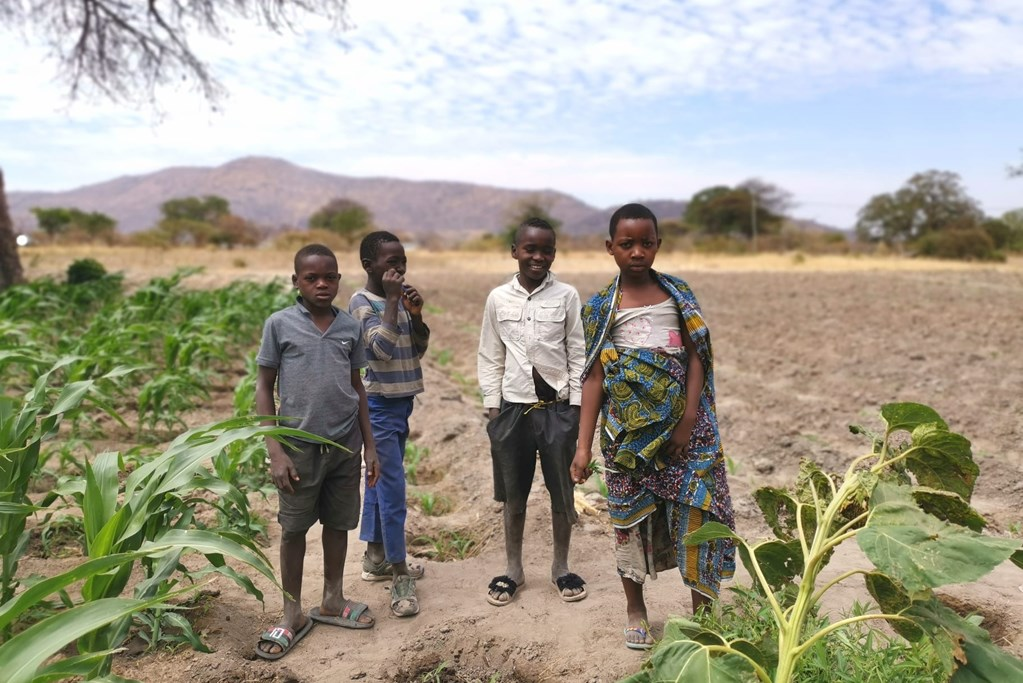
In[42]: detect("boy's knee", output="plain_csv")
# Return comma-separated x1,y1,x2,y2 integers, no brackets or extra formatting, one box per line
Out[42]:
280,525,310,542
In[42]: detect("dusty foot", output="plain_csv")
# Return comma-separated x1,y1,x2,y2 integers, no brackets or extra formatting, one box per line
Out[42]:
487,573,525,606
624,611,654,650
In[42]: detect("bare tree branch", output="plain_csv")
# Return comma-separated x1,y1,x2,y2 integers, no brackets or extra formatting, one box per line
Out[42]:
3,0,349,105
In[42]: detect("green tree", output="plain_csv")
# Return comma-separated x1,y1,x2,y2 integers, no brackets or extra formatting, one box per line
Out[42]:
160,195,230,223
0,1,349,292
501,197,563,248
684,183,784,238
30,207,117,241
855,170,984,245
308,198,374,243
1001,208,1023,251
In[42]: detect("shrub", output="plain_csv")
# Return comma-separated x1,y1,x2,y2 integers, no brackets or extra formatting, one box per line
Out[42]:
66,258,107,284
913,228,1004,262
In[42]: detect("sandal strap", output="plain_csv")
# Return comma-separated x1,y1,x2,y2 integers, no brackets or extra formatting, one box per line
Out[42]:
259,626,294,648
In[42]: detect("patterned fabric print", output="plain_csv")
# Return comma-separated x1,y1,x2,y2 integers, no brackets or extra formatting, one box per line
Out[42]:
582,271,736,596
613,501,731,597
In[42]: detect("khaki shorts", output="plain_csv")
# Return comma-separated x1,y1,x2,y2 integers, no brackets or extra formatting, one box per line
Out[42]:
277,427,363,534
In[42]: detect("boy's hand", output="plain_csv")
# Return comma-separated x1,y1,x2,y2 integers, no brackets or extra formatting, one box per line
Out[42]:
402,284,424,316
570,448,592,485
382,269,405,300
269,451,300,494
364,446,380,488
487,407,499,421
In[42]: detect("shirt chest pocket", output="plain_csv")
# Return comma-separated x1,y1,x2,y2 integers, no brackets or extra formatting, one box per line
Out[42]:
534,301,565,341
496,306,523,341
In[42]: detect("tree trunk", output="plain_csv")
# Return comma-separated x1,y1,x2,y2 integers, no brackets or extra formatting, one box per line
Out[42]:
0,168,26,291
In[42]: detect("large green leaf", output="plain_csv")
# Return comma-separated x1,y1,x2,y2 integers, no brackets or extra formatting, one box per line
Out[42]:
46,380,94,416
904,423,977,501
903,597,1023,682
794,460,833,508
646,639,752,682
738,539,803,593
862,572,922,641
912,487,986,531
0,597,162,683
0,549,165,630
683,521,739,545
858,499,1021,593
881,403,947,435
753,487,799,541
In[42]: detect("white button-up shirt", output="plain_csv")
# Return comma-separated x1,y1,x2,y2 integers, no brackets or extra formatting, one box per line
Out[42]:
477,272,585,409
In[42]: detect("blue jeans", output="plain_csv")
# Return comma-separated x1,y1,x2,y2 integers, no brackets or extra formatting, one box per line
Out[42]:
360,395,414,563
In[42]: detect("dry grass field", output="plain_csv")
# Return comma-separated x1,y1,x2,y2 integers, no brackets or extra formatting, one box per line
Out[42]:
15,246,1023,682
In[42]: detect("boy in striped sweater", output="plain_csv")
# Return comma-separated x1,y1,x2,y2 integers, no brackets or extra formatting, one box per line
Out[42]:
349,231,429,617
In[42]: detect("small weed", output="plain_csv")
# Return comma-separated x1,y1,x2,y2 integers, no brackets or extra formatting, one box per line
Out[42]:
412,530,478,561
405,441,430,485
232,257,247,268
1008,520,1023,537
424,303,444,315
420,661,451,683
414,491,451,516
433,348,454,366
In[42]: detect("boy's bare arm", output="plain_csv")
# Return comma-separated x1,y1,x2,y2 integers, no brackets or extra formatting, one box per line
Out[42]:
352,370,379,488
256,365,299,493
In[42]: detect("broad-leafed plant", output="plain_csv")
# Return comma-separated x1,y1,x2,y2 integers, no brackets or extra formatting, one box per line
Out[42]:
623,403,1023,683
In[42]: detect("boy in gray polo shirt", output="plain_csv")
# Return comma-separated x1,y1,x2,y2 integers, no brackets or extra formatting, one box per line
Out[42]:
254,244,380,660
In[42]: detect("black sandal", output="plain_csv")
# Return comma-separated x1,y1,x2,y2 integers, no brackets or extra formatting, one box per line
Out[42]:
486,575,522,606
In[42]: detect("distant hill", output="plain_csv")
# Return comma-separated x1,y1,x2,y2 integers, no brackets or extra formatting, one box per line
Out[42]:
7,157,693,239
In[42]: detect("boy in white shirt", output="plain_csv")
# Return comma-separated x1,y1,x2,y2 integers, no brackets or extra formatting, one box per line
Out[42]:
477,218,587,606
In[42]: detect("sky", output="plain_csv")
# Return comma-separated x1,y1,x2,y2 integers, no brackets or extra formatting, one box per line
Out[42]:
1,0,1022,230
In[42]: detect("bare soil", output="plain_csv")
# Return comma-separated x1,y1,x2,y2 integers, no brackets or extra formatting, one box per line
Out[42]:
20,248,1023,682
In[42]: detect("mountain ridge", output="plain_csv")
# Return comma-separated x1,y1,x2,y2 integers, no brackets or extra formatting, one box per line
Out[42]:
8,156,686,238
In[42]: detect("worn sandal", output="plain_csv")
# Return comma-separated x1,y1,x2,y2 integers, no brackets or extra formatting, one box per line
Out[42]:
486,575,522,607
390,574,420,617
254,618,313,660
361,553,426,582
309,601,375,629
624,624,654,650
553,572,588,602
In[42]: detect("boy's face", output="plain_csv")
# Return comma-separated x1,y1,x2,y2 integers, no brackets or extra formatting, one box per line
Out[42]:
363,241,406,285
606,218,660,274
511,226,556,288
293,254,340,309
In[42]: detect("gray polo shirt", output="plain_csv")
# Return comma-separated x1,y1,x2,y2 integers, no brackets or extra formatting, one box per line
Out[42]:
257,299,367,441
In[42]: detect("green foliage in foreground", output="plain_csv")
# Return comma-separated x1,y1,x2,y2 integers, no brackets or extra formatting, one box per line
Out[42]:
622,403,1023,683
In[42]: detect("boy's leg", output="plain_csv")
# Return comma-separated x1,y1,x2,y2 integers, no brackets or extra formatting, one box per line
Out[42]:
259,441,321,656
534,402,585,599
364,396,416,575
316,432,373,626
486,403,535,604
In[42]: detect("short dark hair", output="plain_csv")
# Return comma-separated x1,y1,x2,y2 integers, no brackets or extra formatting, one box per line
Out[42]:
294,243,337,272
360,230,401,262
515,217,556,245
608,203,659,238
